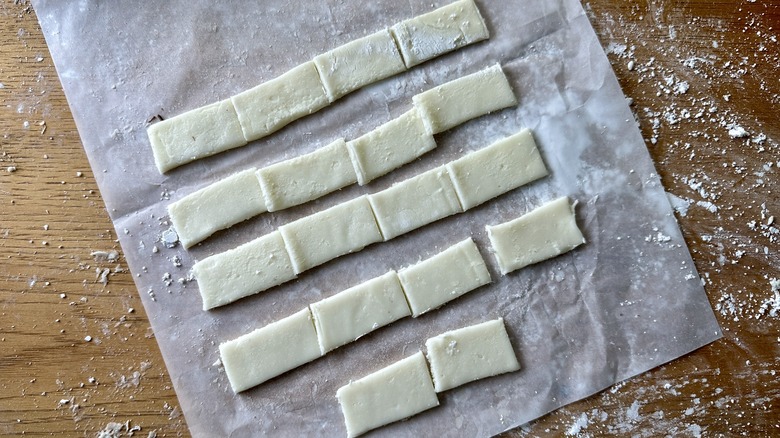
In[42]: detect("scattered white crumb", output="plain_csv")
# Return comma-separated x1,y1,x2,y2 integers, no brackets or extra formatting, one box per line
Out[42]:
566,413,589,435
626,400,641,422
91,250,120,262
666,192,692,217
161,227,179,248
696,201,718,213
727,125,749,138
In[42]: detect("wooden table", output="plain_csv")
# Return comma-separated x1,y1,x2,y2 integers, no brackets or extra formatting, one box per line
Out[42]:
1,0,778,436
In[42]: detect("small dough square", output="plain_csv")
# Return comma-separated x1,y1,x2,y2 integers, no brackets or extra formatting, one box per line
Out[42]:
447,128,548,210
257,138,358,212
279,195,383,273
390,0,489,68
231,61,330,142
219,308,322,392
310,271,410,354
398,238,491,317
193,230,297,310
346,108,436,186
486,196,586,275
337,351,439,437
412,63,517,134
425,318,520,392
147,99,247,173
314,29,407,102
168,168,267,248
368,166,462,240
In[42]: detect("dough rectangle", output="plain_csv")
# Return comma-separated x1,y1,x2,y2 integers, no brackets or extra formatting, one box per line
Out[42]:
398,238,491,317
168,168,267,248
314,29,407,102
346,108,436,186
425,318,520,392
192,230,297,310
412,63,517,134
486,196,586,275
231,61,330,142
219,308,321,393
368,166,462,240
310,271,410,354
447,128,548,210
279,195,383,273
147,99,247,173
257,138,358,212
336,351,439,437
390,0,489,68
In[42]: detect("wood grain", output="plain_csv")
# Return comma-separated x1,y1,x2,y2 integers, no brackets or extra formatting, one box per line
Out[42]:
0,0,778,436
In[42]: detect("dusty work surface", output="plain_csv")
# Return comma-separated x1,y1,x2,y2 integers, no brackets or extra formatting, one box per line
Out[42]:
1,0,778,436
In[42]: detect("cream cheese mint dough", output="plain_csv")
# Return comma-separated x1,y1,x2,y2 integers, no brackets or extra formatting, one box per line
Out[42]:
33,0,721,436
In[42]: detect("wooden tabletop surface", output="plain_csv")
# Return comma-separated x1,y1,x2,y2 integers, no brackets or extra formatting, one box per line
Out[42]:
1,0,778,436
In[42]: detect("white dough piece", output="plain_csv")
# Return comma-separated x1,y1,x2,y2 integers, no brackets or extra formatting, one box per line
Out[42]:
279,195,383,273
337,351,439,437
168,168,267,248
314,29,407,102
147,99,247,173
192,230,297,310
486,196,586,275
346,108,437,186
231,61,330,142
310,271,410,354
412,63,517,134
368,166,462,240
257,139,358,212
447,128,548,210
425,318,520,392
390,0,489,68
398,238,490,317
219,308,322,393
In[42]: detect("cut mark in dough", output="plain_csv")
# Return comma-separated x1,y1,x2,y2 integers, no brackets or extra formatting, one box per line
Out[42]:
346,108,436,186
425,318,520,392
398,238,491,317
314,29,407,102
336,351,438,438
192,230,296,310
486,196,585,275
219,308,321,392
168,168,267,248
279,195,383,273
368,166,462,240
231,61,330,142
310,271,410,354
447,128,548,210
257,138,358,212
391,0,489,68
148,99,247,173
413,63,517,134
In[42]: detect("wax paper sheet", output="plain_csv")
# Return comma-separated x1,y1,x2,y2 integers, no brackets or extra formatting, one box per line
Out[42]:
33,0,722,436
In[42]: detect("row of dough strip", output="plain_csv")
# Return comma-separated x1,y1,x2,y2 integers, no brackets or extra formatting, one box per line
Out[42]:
147,0,489,173
218,197,585,394
169,63,516,248
194,127,547,310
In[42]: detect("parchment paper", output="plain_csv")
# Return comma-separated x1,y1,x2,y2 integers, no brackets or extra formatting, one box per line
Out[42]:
33,0,722,436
